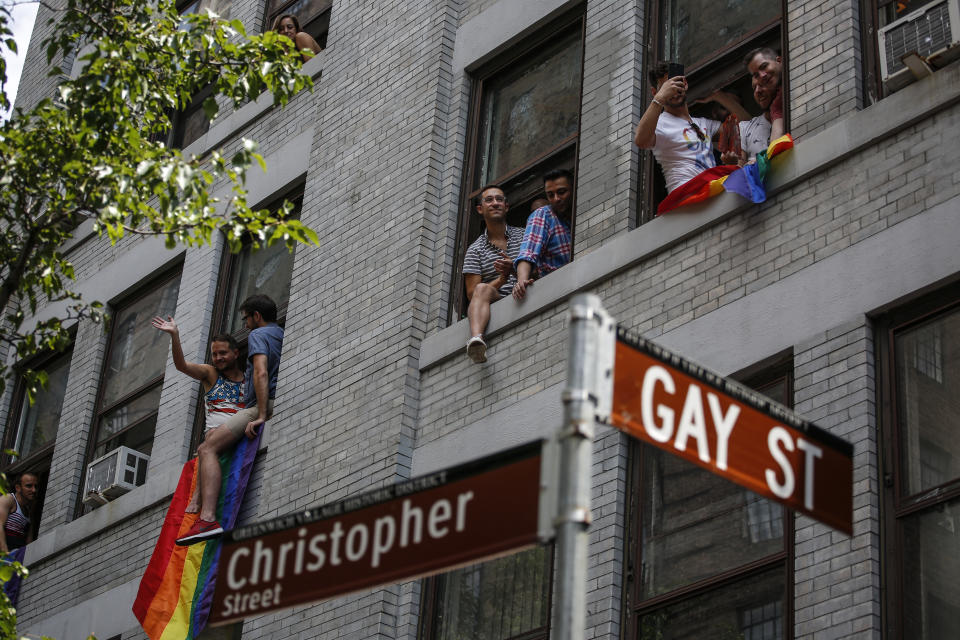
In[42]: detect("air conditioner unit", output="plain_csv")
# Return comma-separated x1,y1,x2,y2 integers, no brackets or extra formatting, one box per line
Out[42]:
82,446,150,506
878,0,960,91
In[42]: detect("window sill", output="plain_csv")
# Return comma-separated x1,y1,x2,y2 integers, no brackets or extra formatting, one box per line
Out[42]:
419,61,960,371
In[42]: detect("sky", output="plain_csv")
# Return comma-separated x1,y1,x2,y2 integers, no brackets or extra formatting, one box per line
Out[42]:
1,1,39,120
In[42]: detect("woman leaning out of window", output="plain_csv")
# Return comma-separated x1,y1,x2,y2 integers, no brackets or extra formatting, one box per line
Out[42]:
272,14,322,63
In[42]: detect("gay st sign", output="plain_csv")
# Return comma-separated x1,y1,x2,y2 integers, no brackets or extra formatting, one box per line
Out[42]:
610,330,853,534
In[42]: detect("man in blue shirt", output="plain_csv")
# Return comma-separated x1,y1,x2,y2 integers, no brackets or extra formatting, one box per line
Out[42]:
177,295,284,545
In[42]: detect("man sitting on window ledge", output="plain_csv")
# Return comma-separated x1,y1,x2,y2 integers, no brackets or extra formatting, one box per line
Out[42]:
464,184,524,364
512,169,574,302
634,62,749,194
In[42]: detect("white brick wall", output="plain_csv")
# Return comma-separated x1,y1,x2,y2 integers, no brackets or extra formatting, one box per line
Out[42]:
7,0,960,638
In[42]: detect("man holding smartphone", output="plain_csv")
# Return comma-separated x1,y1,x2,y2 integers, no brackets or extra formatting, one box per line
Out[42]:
634,61,747,196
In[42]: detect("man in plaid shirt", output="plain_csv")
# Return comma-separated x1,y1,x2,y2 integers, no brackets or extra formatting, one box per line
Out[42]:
512,169,574,301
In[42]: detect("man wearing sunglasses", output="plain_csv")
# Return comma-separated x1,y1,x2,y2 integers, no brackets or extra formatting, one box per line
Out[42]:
634,62,747,194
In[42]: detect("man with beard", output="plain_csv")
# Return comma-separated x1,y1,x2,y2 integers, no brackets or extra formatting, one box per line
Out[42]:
512,169,574,301
634,62,747,194
152,316,245,513
732,47,786,165
0,472,38,552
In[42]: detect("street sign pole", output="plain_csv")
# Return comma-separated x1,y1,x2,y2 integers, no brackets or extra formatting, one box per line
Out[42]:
553,294,615,640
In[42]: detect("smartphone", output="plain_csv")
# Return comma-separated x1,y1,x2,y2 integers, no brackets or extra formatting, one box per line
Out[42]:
667,62,684,79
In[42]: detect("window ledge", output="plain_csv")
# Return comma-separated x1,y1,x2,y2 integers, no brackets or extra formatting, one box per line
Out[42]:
181,51,324,159
419,62,960,371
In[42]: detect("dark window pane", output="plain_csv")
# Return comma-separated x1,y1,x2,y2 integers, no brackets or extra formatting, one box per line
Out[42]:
894,307,960,496
96,413,157,460
434,545,550,640
96,384,164,449
270,0,329,26
224,242,295,334
176,103,211,149
100,276,180,408
639,567,784,640
659,0,779,68
641,448,784,598
13,352,71,458
476,28,582,185
901,497,960,639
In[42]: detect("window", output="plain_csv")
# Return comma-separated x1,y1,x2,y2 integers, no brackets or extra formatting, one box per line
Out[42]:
877,284,960,639
187,191,300,452
164,0,233,149
264,0,332,49
627,358,793,639
78,269,181,515
2,348,73,539
449,8,585,321
420,545,553,640
638,0,786,223
861,0,950,104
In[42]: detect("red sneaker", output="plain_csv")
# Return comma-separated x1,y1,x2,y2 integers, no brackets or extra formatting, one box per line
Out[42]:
175,519,224,546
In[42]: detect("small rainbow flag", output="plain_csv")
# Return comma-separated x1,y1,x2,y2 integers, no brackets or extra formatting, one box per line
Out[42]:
133,431,261,640
657,134,794,215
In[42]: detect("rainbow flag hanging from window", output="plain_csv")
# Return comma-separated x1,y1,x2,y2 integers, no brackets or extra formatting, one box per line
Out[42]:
133,431,261,640
657,134,794,215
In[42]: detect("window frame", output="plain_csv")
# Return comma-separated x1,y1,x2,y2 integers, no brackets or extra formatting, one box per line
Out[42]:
75,266,183,517
875,280,960,638
624,353,795,639
2,345,74,540
448,6,586,324
187,187,303,453
637,0,789,225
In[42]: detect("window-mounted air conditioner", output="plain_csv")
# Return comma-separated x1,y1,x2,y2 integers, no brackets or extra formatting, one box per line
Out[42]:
82,446,150,506
878,0,960,91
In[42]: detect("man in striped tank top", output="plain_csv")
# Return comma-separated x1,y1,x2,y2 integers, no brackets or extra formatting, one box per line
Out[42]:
0,472,38,552
152,317,245,512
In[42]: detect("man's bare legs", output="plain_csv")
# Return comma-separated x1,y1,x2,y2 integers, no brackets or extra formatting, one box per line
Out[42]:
195,424,242,523
468,282,501,338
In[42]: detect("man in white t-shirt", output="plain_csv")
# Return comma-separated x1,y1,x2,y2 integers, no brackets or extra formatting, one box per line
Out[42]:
634,62,748,194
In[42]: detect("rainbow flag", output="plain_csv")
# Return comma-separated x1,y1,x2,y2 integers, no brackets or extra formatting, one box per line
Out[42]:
2,546,26,606
133,431,261,639
657,134,794,215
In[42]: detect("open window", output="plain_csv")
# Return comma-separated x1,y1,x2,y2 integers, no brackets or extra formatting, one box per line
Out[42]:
76,268,182,516
263,0,332,49
187,189,301,452
2,347,73,539
626,355,794,638
449,7,585,322
638,0,786,222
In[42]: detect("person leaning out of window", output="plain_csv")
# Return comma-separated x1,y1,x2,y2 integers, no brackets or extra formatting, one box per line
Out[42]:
272,14,322,63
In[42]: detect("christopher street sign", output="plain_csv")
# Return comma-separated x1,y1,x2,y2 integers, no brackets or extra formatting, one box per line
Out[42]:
209,441,551,625
610,328,854,534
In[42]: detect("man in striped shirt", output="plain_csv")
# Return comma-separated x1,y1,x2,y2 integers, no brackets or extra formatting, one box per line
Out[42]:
0,472,38,552
464,184,524,363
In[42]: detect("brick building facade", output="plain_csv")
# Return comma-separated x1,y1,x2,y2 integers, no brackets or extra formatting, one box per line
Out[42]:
5,0,959,638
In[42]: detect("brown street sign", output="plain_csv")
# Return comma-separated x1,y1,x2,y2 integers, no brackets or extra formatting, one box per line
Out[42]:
610,329,853,534
209,441,548,625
